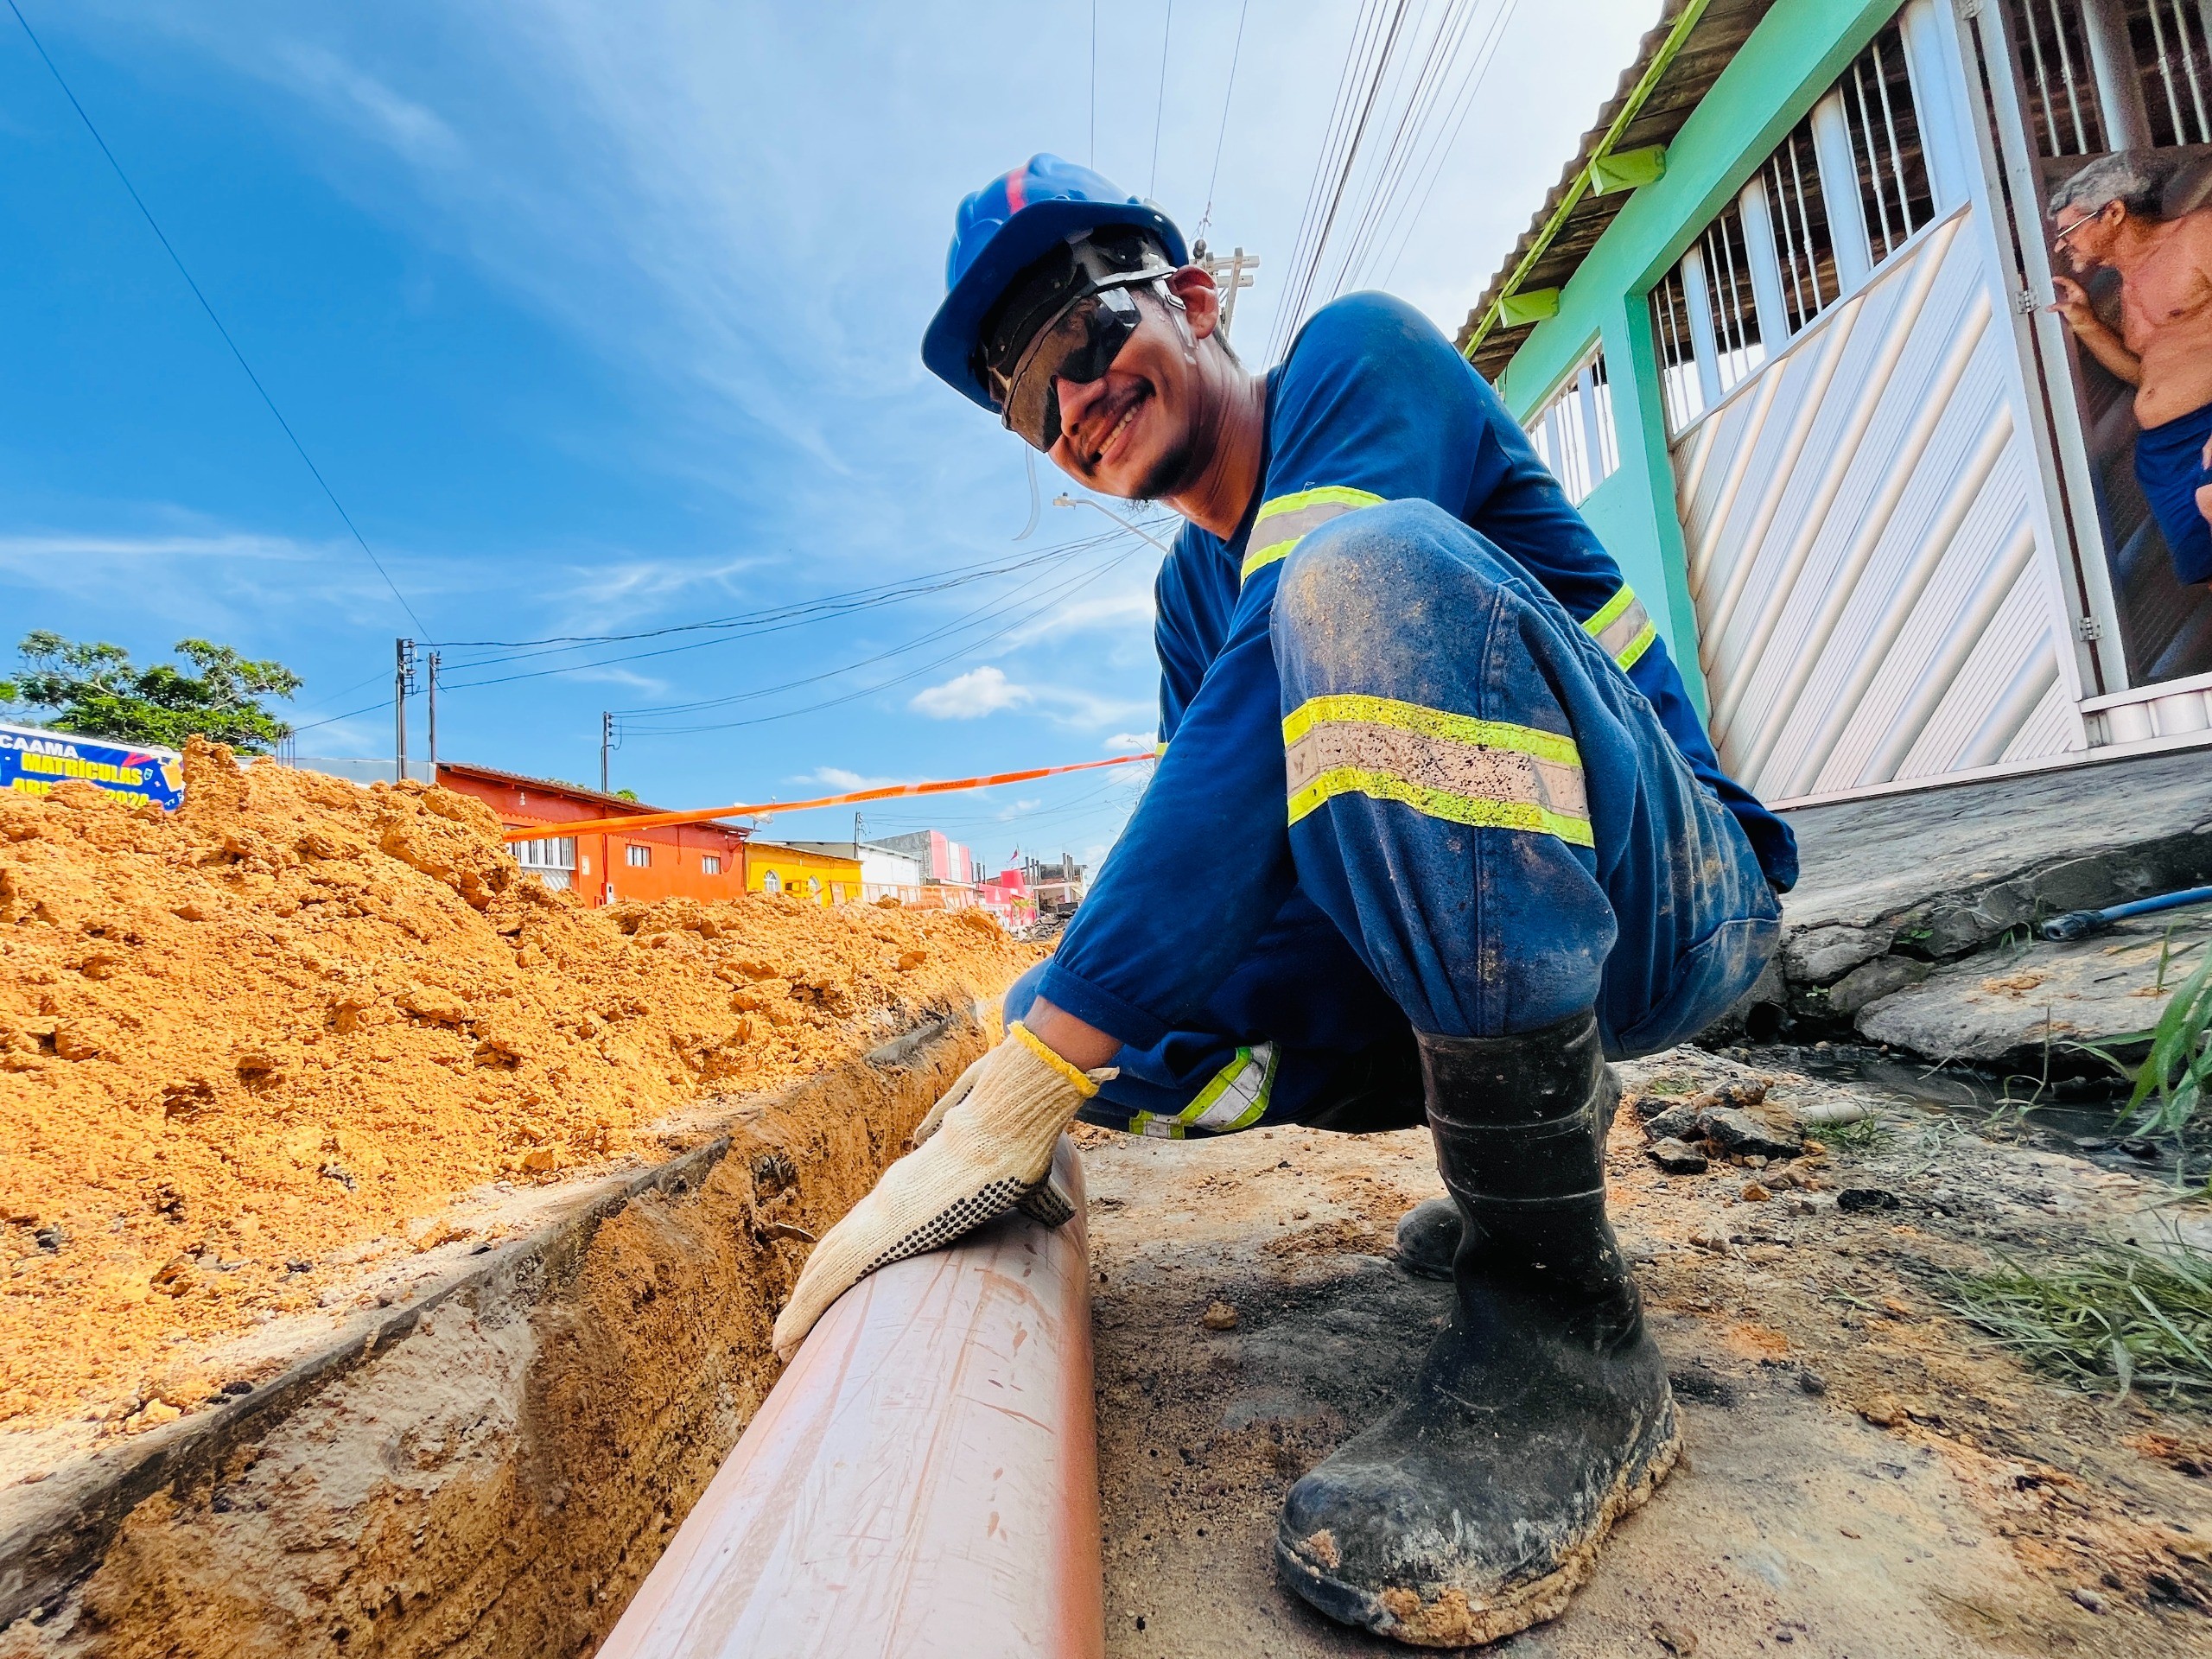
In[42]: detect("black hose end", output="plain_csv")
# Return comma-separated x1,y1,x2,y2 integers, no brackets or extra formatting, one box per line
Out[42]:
2040,910,2103,944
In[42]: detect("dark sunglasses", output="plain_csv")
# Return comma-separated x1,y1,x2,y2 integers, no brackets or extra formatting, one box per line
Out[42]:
989,279,1156,452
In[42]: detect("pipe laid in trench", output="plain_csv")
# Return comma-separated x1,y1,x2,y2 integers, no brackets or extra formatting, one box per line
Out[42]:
599,1135,1104,1658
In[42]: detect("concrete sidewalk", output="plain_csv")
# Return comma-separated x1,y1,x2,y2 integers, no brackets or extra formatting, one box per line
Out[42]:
1741,748,2212,1063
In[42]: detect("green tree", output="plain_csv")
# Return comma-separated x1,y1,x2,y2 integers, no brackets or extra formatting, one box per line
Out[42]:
0,631,302,753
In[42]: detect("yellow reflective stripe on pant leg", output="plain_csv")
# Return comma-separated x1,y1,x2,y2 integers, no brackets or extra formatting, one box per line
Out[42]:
1239,486,1386,584
1281,694,1592,848
1582,583,1657,671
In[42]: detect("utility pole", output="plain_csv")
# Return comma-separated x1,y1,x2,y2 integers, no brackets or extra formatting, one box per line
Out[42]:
1193,238,1261,337
393,639,417,782
425,651,441,777
601,712,613,795
853,810,862,861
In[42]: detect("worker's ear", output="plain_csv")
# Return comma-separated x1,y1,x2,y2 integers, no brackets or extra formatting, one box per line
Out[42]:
1165,265,1223,343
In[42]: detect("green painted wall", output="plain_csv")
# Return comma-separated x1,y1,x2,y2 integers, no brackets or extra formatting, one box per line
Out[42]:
1494,0,1904,713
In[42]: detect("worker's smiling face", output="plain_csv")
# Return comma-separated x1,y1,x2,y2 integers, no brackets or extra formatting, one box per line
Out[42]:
1047,269,1226,501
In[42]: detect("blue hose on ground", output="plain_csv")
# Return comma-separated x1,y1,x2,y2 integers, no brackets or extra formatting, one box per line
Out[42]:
2039,884,2212,943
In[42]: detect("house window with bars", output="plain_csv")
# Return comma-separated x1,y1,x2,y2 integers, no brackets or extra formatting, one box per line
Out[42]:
2012,0,2108,156
1765,118,1841,334
1841,18,1936,265
512,836,577,893
626,843,652,868
1650,270,1705,435
702,854,722,875
1699,200,1767,395
2133,0,2212,146
1523,348,1620,505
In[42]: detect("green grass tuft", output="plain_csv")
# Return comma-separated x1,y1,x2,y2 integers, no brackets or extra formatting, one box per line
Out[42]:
2069,945,2212,1137
1807,1109,1890,1152
1947,1239,2212,1404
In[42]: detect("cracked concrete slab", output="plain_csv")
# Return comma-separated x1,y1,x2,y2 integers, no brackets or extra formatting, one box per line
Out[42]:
1854,903,2212,1064
1778,749,2212,963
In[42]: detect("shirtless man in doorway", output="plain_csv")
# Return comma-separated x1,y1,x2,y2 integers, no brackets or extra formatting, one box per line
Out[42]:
2049,149,2212,586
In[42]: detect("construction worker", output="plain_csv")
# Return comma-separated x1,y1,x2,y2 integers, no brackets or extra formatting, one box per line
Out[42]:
774,156,1796,1648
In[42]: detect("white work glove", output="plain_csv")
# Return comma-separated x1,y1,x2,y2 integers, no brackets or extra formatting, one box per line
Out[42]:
772,1023,1099,1359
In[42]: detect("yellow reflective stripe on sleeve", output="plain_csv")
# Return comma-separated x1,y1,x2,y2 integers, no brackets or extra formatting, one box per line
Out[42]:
1583,584,1658,671
1154,740,1168,759
1239,486,1386,584
1129,1044,1280,1139
1281,693,1592,848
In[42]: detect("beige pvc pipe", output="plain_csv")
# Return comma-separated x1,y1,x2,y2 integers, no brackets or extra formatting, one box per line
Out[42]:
600,1135,1104,1659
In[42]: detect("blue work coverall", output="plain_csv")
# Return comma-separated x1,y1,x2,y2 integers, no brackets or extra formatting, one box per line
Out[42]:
1010,293,1794,1138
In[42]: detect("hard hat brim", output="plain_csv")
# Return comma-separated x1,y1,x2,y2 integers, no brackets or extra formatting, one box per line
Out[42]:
922,198,1188,412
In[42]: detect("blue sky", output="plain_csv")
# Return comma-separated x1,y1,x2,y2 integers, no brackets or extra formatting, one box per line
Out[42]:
0,0,1656,871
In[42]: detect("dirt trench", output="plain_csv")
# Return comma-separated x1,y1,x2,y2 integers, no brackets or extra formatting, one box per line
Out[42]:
0,1014,988,1659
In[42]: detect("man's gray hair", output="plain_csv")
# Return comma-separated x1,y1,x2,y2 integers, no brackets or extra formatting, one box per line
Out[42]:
2052,149,2176,219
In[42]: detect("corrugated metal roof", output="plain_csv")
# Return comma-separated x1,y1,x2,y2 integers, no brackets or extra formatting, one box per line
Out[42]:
1458,0,1775,378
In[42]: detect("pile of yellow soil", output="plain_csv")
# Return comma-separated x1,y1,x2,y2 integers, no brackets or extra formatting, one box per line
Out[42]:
0,741,1035,1433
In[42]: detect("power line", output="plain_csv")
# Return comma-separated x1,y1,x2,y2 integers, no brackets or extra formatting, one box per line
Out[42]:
1196,0,1252,241
1378,0,1520,285
623,540,1147,736
1275,0,1414,354
433,519,1162,693
5,0,429,638
1147,0,1175,200
1090,0,1099,167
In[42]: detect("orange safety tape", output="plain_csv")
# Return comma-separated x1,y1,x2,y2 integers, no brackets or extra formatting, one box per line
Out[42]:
498,752,1154,842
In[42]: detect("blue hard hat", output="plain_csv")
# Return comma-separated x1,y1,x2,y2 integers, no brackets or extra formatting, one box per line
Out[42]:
922,154,1187,412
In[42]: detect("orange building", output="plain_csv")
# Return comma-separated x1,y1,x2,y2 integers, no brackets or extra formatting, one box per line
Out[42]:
435,761,749,907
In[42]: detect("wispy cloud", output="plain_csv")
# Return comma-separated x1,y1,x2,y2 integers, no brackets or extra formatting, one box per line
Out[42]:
1103,731,1156,753
799,765,910,791
910,665,1027,719
273,42,463,168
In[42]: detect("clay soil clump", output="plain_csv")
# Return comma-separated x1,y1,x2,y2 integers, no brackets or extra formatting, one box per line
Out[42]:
0,741,1035,1440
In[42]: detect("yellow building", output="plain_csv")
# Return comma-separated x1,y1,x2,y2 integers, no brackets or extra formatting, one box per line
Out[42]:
746,841,863,907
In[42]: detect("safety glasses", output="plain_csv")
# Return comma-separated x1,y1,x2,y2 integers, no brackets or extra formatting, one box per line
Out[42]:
980,228,1174,452
990,278,1154,452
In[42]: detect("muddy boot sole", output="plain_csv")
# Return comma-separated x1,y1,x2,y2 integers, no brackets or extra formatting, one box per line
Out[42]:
1274,1414,1681,1649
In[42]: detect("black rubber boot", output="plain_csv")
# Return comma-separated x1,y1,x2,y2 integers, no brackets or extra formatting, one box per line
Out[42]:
1392,1198,1459,1281
1276,1011,1677,1648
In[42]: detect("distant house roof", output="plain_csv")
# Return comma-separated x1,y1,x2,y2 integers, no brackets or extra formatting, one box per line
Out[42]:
1459,0,1774,379
435,760,751,840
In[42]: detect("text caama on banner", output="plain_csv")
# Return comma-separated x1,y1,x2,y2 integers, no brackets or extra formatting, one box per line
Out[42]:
0,722,185,810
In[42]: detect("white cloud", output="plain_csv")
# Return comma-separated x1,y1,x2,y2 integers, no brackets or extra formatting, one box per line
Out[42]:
996,797,1042,820
274,42,463,168
1104,732,1156,753
909,666,1031,719
801,766,909,791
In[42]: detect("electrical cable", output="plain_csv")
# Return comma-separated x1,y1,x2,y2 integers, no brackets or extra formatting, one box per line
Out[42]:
1147,0,1175,200
1195,0,1251,242
4,0,429,638
620,541,1145,735
1377,0,1519,285
1328,0,1471,297
595,523,1160,716
1276,0,1414,351
1270,0,1392,359
426,521,1161,688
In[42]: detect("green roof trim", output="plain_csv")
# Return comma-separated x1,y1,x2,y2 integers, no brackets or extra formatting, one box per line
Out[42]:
1592,143,1669,194
1497,288,1561,327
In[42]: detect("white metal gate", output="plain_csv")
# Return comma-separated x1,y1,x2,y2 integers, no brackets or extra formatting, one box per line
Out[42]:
1671,207,2086,803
